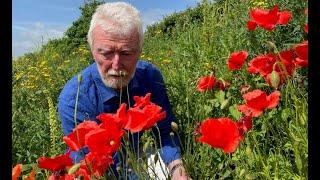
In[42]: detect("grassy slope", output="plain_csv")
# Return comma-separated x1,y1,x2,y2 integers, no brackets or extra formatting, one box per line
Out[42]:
12,0,308,179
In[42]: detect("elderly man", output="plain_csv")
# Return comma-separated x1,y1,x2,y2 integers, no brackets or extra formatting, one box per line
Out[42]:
58,2,191,180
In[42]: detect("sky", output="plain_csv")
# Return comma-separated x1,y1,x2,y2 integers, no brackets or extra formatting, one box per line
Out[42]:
13,0,201,58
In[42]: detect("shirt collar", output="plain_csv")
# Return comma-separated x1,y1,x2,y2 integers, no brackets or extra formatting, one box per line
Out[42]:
91,62,140,103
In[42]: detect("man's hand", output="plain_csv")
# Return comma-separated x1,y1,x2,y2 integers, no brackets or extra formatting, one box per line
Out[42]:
168,159,192,180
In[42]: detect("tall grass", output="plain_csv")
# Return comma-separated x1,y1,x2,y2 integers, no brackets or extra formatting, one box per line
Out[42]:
12,0,307,179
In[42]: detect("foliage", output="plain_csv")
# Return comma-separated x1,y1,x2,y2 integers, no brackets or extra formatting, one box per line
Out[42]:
64,0,102,52
12,0,308,179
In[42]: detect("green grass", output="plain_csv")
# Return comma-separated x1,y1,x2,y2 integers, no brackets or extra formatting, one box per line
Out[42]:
12,0,308,179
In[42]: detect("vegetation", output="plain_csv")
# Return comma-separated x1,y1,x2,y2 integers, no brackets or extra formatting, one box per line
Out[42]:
12,0,308,179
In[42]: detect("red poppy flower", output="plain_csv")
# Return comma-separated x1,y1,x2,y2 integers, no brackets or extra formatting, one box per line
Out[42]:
75,168,91,180
85,128,123,155
236,116,253,138
248,50,296,84
63,121,99,151
124,103,167,133
12,164,23,180
81,152,113,177
227,51,249,71
277,49,296,76
238,89,280,117
99,113,124,132
197,76,216,92
97,103,128,128
266,49,296,88
247,20,257,30
38,152,73,172
248,5,279,31
133,93,152,108
247,54,277,76
247,5,292,31
125,108,148,133
277,11,292,25
196,118,242,153
293,41,308,67
142,104,167,130
24,167,36,180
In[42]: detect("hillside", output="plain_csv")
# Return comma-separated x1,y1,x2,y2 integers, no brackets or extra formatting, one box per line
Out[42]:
12,0,308,179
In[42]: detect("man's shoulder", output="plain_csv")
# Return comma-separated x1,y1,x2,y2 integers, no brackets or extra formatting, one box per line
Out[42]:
136,60,160,73
134,60,164,86
59,63,96,100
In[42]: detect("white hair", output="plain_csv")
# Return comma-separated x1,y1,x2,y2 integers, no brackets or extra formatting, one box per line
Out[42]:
87,2,143,50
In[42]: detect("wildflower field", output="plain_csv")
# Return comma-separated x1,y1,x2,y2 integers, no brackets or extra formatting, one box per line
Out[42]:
12,0,308,179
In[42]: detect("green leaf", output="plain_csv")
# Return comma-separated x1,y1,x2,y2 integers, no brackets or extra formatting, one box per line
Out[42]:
281,108,291,121
229,104,242,120
220,98,230,110
214,90,225,103
204,105,212,114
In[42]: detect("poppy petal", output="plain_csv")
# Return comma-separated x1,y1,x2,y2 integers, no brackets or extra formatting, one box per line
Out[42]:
12,164,23,180
196,118,242,153
247,20,257,30
237,104,263,117
197,76,216,92
277,11,292,25
37,152,73,172
227,51,249,71
266,91,281,109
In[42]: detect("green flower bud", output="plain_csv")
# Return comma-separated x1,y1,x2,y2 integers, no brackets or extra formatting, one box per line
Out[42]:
170,132,175,137
77,74,82,82
266,41,276,51
171,122,179,132
245,146,252,156
270,70,280,89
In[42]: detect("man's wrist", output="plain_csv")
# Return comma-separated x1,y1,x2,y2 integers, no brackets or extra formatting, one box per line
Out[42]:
169,162,184,177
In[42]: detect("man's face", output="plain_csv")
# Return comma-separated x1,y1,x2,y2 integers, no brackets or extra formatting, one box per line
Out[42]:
92,26,140,89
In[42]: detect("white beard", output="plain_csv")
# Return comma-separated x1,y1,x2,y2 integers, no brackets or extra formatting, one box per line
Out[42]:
97,65,135,89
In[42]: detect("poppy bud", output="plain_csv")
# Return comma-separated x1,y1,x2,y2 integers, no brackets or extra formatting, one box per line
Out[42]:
116,166,121,172
127,158,132,164
154,153,159,164
266,41,277,51
77,74,82,82
171,122,179,132
143,141,150,153
220,98,230,110
68,163,81,175
245,146,252,156
270,70,280,89
170,132,175,137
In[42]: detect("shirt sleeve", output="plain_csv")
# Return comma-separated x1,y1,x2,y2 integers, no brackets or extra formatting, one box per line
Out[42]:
149,65,182,165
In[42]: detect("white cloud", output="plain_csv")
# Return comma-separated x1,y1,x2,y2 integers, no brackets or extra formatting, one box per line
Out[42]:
12,22,69,57
141,8,179,32
34,22,45,29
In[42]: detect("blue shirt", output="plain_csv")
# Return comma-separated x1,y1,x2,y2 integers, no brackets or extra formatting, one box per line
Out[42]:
58,60,181,175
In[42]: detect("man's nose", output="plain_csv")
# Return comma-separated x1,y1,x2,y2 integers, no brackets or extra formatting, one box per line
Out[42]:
111,52,121,71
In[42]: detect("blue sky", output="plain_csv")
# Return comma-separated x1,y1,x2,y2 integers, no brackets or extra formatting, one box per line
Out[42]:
13,0,200,58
